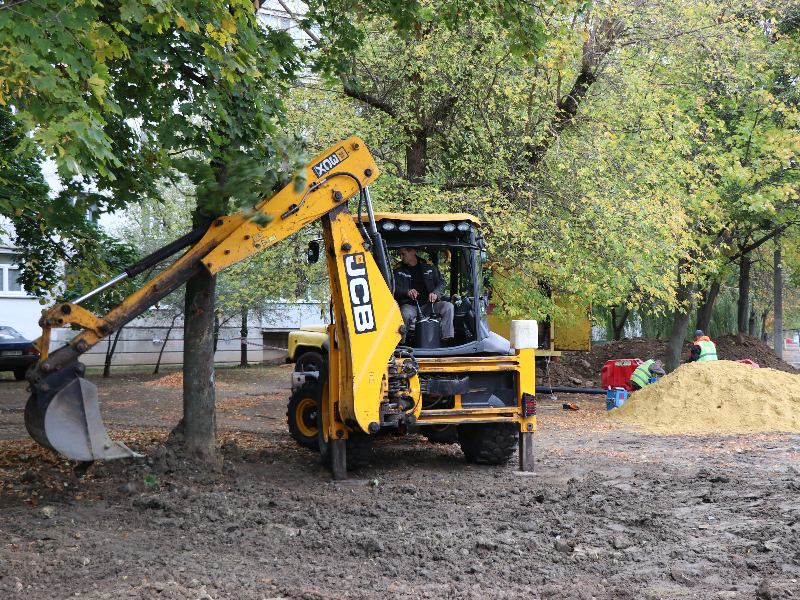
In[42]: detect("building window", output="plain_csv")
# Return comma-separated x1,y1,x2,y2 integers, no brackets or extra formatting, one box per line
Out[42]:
0,254,26,296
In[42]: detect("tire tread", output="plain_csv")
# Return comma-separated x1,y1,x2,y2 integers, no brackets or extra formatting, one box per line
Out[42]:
458,423,518,465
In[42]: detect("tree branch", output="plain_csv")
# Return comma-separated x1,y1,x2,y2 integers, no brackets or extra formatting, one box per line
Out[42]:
275,0,321,44
727,222,796,262
342,86,398,119
525,17,624,168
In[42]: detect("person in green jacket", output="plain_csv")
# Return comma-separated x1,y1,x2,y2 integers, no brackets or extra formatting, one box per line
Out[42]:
630,359,665,391
687,330,718,362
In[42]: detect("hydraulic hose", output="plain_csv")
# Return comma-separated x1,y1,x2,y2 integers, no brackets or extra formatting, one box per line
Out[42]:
536,386,608,395
125,217,214,278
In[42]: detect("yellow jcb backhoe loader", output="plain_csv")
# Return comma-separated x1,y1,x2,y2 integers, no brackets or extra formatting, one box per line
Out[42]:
23,138,539,479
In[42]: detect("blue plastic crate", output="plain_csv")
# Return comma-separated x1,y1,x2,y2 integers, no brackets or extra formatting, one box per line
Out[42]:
606,389,628,410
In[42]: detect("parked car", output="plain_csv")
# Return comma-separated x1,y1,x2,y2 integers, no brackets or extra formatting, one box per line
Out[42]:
0,326,39,380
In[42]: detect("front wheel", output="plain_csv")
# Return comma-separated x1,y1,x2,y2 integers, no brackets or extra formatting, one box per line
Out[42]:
286,382,319,450
316,371,373,471
457,423,518,465
295,351,326,373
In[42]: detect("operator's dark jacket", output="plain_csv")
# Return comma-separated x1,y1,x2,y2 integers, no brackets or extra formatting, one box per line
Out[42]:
393,258,447,306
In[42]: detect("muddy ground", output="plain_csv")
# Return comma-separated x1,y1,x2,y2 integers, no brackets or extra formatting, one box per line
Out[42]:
1,364,799,600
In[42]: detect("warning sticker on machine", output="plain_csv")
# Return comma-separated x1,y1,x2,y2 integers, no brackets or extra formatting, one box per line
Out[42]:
311,147,349,179
344,253,376,334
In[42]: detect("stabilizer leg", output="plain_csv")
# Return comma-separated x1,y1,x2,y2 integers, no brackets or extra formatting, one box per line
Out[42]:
519,432,535,472
332,439,347,480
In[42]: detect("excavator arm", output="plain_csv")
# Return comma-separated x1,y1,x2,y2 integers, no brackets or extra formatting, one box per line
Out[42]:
25,138,392,461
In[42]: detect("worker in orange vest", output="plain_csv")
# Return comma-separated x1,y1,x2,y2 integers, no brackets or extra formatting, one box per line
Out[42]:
687,330,718,362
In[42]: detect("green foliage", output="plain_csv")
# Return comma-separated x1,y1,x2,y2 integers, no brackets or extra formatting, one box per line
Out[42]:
0,0,312,297
284,0,800,330
0,108,48,221
4,0,799,337
1,0,303,199
302,0,563,78
1,108,140,306
143,474,157,487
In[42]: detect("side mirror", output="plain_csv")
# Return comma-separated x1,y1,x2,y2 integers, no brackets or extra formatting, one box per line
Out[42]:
480,250,487,264
307,240,320,264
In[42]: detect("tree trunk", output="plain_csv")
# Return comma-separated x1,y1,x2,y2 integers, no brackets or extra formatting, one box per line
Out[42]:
154,312,179,375
406,131,428,182
737,256,751,334
748,309,757,337
696,281,720,335
774,241,783,359
761,308,769,341
666,259,695,373
610,306,630,341
240,307,248,367
182,262,218,461
102,327,123,378
640,310,651,339
213,315,220,353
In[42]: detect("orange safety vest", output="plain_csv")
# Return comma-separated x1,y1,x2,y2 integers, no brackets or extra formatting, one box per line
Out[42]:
693,337,718,361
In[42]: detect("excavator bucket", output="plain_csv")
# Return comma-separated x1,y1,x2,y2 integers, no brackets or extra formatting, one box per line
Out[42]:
25,363,142,461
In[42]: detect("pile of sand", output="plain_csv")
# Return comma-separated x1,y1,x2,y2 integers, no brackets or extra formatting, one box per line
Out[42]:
607,360,800,433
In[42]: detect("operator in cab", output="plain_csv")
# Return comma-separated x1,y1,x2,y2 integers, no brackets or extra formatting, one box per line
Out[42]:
687,330,718,362
394,247,454,346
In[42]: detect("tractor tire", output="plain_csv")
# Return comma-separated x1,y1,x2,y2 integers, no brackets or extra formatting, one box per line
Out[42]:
344,433,374,471
286,382,320,450
318,426,374,471
316,376,373,471
420,424,459,444
13,368,27,381
295,351,326,374
457,423,518,465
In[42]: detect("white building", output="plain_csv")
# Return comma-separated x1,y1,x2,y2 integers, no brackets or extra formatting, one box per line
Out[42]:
0,245,46,340
257,0,315,44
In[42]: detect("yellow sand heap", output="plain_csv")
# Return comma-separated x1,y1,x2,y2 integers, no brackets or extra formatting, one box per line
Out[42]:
607,360,800,433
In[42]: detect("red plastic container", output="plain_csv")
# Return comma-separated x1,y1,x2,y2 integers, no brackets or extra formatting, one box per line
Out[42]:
735,359,760,368
601,358,643,392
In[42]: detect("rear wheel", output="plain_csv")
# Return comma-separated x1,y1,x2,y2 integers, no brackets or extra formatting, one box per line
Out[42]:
13,368,26,381
420,424,459,444
295,351,325,373
286,382,319,450
457,423,518,465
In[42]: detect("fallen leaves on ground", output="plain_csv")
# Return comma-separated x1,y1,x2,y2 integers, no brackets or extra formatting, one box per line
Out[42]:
145,372,229,388
537,398,623,433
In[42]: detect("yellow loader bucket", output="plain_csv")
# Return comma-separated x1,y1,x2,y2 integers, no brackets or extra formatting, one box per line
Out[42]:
25,363,142,461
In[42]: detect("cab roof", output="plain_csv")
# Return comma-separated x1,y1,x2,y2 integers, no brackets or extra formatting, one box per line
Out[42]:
355,212,481,227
